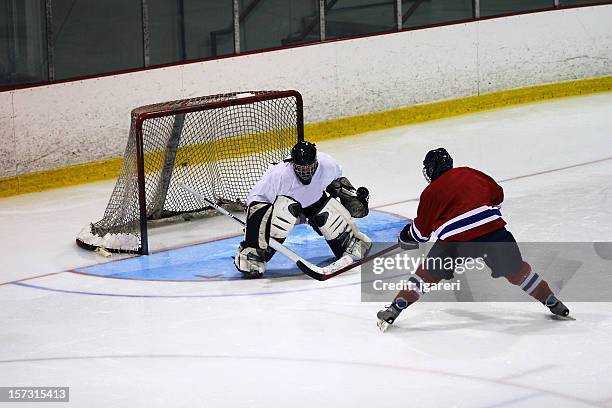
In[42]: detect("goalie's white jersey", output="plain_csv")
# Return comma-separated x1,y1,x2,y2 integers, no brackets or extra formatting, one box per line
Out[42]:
247,152,342,207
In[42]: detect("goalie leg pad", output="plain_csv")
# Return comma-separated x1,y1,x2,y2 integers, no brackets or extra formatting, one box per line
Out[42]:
239,202,272,275
262,196,303,262
243,202,273,250
270,195,302,240
234,244,266,278
310,197,372,260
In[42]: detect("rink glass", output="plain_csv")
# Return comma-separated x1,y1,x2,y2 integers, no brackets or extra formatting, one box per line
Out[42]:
3,0,612,88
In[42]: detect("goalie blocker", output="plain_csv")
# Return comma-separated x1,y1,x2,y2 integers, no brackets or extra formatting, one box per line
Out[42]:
235,183,371,278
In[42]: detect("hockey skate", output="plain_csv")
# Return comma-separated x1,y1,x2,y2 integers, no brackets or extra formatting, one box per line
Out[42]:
545,295,574,320
377,303,402,332
234,245,266,279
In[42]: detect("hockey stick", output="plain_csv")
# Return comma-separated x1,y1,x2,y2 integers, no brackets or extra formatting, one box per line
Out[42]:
299,242,400,281
177,183,357,281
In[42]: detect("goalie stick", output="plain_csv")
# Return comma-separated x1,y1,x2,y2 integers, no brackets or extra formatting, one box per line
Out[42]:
296,243,399,281
178,183,369,281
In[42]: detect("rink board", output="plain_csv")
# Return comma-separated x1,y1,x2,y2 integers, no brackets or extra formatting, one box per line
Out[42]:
74,210,406,281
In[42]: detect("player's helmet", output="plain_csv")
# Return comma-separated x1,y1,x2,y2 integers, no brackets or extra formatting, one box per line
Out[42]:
290,141,318,185
423,148,453,183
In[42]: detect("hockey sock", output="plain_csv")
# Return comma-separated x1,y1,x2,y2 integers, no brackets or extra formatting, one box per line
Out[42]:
505,261,554,304
393,267,443,310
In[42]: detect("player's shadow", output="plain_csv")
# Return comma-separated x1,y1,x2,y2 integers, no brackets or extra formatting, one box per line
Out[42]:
395,307,584,336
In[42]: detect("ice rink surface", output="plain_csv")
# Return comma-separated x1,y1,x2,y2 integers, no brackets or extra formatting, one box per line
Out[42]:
1,93,612,407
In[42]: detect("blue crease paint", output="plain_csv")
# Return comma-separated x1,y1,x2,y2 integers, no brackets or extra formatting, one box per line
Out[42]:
74,211,406,281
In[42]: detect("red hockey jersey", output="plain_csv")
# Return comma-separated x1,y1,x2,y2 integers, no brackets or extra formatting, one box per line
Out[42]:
410,167,506,242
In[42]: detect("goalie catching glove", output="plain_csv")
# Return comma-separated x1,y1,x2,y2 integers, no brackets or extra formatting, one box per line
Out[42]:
326,177,369,218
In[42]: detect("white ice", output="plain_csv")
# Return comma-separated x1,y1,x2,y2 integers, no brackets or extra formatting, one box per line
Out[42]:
1,93,612,407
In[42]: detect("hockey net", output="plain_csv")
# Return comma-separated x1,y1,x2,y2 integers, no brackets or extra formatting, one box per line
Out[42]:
76,90,304,254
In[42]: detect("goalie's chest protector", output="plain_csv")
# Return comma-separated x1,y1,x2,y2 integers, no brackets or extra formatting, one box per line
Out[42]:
412,167,507,242
247,152,343,208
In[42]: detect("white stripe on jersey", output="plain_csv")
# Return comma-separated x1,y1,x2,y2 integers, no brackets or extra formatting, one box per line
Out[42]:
434,205,502,240
410,222,429,243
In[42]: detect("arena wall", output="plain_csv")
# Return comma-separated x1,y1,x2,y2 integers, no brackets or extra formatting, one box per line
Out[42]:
1,5,611,196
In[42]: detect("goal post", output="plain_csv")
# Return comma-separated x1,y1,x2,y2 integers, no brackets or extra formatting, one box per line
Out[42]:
76,90,304,255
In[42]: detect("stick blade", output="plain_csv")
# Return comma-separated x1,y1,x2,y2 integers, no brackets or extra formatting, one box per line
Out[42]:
296,261,325,281
297,255,356,281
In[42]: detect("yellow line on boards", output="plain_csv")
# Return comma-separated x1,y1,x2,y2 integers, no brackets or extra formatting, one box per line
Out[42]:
1,76,610,198
306,76,612,142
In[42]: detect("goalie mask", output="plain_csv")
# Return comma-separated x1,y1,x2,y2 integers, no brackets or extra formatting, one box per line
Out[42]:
423,147,453,183
290,141,318,185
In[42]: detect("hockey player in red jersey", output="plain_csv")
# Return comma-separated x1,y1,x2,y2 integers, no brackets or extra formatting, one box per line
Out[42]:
377,148,570,330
